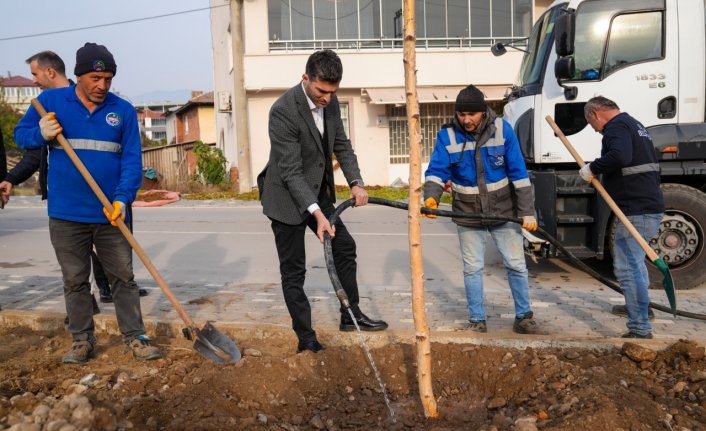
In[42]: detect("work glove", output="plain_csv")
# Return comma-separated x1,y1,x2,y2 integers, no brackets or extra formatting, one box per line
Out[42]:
578,163,593,182
39,112,63,141
423,197,438,219
103,201,126,226
522,215,538,231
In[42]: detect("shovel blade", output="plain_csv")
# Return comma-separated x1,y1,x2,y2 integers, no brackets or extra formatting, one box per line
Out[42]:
193,322,241,363
654,258,677,317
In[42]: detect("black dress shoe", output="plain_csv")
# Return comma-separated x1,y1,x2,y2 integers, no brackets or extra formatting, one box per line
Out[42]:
340,312,388,332
297,340,326,353
138,288,149,297
99,292,113,303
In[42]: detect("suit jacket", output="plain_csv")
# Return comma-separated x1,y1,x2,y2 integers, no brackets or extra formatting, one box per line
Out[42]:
259,82,362,225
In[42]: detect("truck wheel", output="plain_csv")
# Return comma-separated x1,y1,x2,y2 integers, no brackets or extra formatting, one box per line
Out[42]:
609,184,706,290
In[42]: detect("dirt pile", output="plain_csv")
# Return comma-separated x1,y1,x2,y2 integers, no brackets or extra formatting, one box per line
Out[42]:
1,327,705,430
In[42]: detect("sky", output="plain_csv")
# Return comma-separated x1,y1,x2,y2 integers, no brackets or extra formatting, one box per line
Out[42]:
0,0,216,104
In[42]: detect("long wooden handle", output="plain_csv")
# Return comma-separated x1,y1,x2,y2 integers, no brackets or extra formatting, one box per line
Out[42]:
544,115,660,261
31,98,197,329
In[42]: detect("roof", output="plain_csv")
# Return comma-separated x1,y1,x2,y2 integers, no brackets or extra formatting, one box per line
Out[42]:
138,108,167,119
170,91,214,116
0,75,36,88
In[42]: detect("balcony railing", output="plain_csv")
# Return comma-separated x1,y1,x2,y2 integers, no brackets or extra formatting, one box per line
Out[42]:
269,37,526,52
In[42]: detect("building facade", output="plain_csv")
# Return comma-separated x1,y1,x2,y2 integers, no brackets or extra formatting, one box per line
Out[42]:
210,0,551,190
0,75,40,113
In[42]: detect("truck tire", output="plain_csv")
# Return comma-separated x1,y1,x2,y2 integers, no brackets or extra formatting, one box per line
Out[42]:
609,184,706,290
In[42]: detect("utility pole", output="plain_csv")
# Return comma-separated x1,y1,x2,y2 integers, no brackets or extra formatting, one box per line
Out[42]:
230,0,252,192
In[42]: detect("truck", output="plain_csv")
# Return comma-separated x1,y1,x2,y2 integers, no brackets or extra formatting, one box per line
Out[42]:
493,0,706,289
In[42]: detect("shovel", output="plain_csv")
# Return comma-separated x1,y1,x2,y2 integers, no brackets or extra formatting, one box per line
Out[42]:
31,99,241,363
545,115,676,316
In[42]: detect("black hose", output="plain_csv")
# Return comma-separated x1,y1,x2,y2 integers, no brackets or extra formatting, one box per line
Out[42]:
324,197,706,321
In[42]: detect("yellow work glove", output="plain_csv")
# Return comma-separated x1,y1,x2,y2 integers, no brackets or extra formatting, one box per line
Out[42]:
423,197,438,219
522,215,538,231
39,112,63,141
103,201,126,226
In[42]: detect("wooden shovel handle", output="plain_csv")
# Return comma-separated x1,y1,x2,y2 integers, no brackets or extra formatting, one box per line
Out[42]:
544,115,660,261
31,98,197,329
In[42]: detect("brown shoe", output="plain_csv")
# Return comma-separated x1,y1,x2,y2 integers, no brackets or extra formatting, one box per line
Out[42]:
468,320,487,333
513,311,540,334
62,340,94,364
129,335,162,361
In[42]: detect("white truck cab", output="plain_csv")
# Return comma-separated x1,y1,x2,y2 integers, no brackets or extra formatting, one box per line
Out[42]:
495,0,706,289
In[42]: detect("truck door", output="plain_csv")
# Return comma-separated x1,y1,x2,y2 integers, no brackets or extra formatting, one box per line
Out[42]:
537,0,676,164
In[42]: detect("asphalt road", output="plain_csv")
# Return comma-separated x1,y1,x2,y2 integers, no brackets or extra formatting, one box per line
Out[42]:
3,197,706,344
0,200,515,288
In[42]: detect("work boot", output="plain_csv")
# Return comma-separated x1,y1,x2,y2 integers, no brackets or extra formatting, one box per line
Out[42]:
467,320,487,333
621,331,653,339
128,335,162,361
513,311,540,334
62,340,94,364
611,304,655,320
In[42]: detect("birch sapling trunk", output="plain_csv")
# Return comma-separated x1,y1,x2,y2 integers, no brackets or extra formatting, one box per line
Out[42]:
403,0,438,418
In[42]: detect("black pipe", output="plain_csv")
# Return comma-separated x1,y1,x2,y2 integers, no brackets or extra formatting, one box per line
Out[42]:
324,197,706,321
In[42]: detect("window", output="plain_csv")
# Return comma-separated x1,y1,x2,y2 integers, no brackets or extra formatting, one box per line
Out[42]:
340,102,350,138
268,0,532,51
182,114,189,134
573,0,664,80
387,103,456,164
604,12,663,75
150,118,166,127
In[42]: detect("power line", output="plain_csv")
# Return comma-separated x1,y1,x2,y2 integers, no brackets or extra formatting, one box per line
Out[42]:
0,4,228,42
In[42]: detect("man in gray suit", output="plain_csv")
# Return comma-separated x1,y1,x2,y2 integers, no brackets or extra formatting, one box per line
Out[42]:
259,50,387,353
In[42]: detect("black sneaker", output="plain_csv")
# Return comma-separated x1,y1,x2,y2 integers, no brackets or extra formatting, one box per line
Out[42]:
621,331,653,339
611,304,654,320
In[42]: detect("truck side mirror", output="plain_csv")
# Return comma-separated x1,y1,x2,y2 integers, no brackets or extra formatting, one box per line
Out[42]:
554,11,575,57
491,43,507,57
555,56,575,80
555,57,578,100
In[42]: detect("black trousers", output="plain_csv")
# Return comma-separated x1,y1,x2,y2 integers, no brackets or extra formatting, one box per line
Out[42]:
270,198,360,343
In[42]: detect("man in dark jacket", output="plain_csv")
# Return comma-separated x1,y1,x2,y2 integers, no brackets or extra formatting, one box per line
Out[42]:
259,50,387,353
580,96,664,339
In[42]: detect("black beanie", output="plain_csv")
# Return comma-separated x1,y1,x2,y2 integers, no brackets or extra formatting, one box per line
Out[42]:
455,84,487,113
74,43,117,76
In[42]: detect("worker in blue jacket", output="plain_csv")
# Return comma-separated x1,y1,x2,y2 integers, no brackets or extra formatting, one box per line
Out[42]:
14,43,160,364
423,84,540,334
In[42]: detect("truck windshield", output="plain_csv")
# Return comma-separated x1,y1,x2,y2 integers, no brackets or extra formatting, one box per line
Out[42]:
516,4,565,87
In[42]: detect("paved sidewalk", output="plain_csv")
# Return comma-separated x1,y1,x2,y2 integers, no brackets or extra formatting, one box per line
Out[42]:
1,196,705,350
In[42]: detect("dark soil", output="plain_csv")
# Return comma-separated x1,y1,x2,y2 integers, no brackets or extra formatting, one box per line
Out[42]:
1,327,706,430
